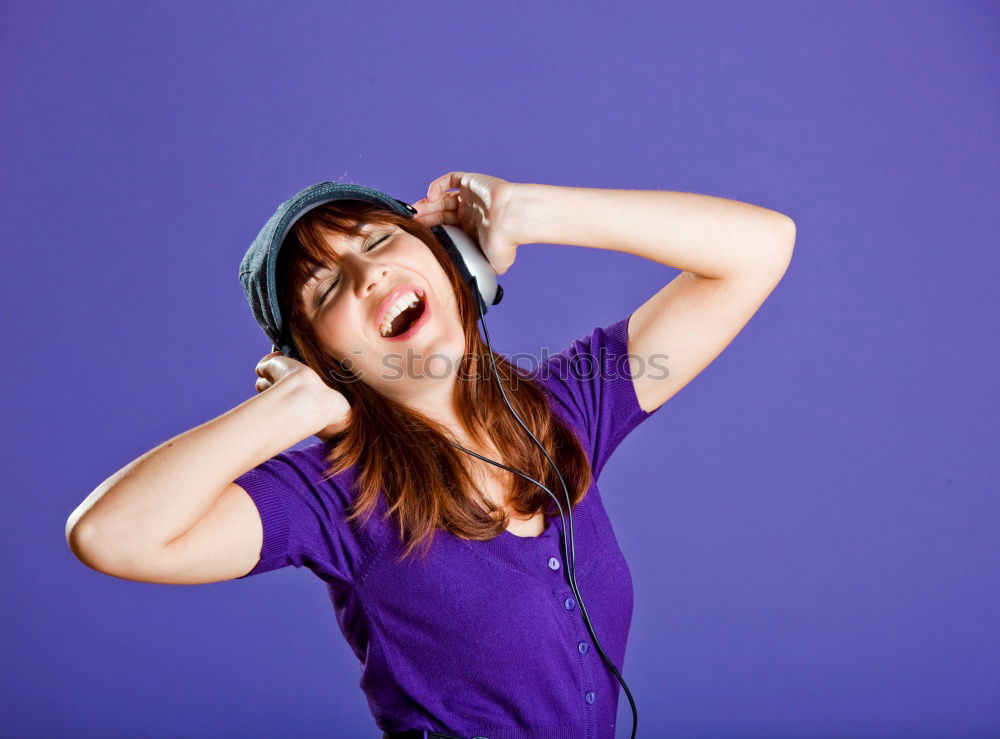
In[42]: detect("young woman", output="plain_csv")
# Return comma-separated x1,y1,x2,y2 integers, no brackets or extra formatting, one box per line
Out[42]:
66,172,796,738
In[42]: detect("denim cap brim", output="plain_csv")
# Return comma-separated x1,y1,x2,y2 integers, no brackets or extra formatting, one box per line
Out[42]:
239,182,417,359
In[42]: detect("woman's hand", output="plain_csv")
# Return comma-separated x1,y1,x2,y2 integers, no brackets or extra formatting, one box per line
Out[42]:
254,350,352,442
410,171,524,275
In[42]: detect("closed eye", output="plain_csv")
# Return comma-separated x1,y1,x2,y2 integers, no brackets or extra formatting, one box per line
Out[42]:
314,230,394,307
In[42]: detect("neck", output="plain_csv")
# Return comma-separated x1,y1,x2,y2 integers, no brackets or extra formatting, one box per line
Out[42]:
394,376,478,444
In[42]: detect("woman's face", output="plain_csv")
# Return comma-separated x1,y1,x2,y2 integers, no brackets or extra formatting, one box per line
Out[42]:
298,222,467,401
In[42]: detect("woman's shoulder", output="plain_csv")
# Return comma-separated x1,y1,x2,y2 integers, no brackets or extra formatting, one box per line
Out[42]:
519,314,658,478
283,439,357,481
241,438,369,516
234,438,389,582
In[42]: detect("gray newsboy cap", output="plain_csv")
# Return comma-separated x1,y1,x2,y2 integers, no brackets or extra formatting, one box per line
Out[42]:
239,181,417,360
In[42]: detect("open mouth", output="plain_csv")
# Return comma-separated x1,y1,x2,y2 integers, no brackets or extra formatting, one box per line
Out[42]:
379,290,430,339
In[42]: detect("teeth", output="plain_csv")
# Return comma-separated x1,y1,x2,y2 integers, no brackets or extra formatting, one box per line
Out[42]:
379,290,421,336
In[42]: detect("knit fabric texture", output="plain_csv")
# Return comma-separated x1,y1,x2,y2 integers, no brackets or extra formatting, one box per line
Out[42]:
234,313,663,739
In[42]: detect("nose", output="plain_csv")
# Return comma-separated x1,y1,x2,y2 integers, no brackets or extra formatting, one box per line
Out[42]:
341,249,390,298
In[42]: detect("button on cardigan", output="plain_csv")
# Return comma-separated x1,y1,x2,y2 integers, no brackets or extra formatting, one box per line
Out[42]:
234,313,662,739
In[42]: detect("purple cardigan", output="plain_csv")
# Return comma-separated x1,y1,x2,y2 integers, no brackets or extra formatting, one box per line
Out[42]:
235,314,662,739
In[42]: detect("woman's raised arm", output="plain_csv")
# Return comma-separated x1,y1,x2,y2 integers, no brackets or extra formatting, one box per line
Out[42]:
503,182,796,414
65,364,342,582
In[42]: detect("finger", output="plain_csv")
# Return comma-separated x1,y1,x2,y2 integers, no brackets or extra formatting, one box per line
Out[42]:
255,353,282,378
437,210,461,227
412,193,460,228
255,377,271,393
427,171,466,202
412,191,458,217
415,208,461,230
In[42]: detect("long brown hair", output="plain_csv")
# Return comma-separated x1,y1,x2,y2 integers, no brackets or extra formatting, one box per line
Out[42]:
275,199,593,563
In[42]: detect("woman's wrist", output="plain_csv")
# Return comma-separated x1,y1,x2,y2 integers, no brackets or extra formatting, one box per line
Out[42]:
502,182,548,247
281,372,333,434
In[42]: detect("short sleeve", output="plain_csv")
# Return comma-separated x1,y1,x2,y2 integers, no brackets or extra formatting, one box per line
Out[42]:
233,442,374,583
531,312,662,479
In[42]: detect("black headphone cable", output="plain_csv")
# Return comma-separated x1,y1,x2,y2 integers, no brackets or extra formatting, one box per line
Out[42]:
446,282,639,739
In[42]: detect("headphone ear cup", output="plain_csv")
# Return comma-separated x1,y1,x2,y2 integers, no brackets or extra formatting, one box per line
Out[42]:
431,224,501,316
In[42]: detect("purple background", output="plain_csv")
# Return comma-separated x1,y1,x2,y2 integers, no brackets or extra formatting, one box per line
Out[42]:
3,1,998,736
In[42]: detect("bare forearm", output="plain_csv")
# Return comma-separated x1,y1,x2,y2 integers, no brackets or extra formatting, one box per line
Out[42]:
66,377,324,552
509,183,795,279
